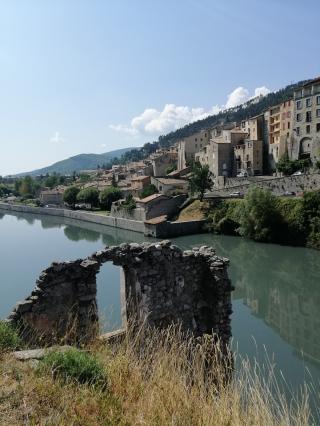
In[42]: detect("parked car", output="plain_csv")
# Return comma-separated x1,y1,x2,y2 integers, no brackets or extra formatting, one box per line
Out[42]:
236,171,248,178
292,170,302,176
229,191,242,198
282,191,296,196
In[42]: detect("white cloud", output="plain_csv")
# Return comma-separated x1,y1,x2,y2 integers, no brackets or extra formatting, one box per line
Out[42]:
254,86,271,97
50,131,65,144
225,87,250,109
110,85,271,137
100,143,107,148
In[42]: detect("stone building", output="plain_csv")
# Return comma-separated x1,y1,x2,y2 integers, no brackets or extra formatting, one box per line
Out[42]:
150,150,178,177
111,193,187,222
290,77,320,164
234,139,263,176
177,130,211,170
39,189,64,206
151,177,189,196
195,128,248,178
130,175,151,191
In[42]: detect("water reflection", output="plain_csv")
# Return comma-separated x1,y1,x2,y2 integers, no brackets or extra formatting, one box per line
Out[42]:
173,234,320,365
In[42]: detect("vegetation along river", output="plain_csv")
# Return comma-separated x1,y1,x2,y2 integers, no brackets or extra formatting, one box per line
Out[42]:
1,210,320,399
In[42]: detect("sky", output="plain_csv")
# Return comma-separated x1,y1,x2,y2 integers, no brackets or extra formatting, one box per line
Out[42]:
0,0,319,175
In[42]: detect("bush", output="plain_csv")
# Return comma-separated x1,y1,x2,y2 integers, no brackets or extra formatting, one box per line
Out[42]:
38,348,107,388
140,184,158,199
77,188,100,208
63,186,80,208
237,187,283,242
0,321,21,352
99,186,122,210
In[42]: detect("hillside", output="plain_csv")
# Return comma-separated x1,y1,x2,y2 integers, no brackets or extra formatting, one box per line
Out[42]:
15,148,134,176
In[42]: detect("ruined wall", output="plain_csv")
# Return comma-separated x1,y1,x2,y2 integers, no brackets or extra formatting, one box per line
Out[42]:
7,241,233,347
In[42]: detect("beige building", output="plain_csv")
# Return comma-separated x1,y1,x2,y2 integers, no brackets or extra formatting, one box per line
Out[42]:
177,130,211,170
150,150,178,177
130,175,151,191
268,100,294,168
39,189,64,206
195,128,248,177
290,77,320,164
151,177,189,196
234,139,263,176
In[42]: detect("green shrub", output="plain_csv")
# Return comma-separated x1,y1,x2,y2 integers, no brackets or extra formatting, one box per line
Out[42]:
99,186,122,210
140,184,158,199
237,187,283,242
38,348,107,388
0,321,21,352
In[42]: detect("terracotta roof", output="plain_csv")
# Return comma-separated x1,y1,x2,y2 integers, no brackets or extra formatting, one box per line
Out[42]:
138,193,166,203
144,215,167,225
131,175,150,181
155,178,188,185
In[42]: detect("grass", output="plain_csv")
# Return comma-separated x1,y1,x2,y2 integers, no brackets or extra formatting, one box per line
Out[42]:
0,321,21,353
0,326,317,425
177,200,209,221
38,348,107,388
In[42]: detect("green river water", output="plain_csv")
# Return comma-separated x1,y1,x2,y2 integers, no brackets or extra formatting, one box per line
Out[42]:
1,210,320,403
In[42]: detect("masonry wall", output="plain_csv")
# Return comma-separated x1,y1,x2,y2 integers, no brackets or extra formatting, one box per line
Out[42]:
211,173,320,196
7,241,233,348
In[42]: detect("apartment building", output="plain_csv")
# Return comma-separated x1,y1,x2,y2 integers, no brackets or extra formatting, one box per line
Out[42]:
268,100,294,169
177,129,211,170
291,77,320,163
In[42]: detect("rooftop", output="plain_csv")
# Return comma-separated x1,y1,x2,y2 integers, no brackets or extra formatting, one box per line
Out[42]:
155,178,188,185
138,193,167,204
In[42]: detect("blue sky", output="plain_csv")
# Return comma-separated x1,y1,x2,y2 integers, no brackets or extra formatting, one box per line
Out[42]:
1,0,319,175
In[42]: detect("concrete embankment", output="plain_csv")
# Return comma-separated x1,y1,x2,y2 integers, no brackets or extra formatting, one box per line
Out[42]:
0,203,206,238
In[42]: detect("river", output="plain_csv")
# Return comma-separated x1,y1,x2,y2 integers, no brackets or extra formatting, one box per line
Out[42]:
1,210,320,399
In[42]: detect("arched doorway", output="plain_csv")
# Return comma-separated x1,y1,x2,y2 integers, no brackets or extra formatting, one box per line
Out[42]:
299,137,312,160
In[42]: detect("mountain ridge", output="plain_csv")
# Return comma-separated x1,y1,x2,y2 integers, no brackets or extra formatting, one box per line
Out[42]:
13,148,135,176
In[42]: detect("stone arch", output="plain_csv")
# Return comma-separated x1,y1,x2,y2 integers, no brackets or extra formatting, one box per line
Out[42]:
7,241,233,347
299,137,312,159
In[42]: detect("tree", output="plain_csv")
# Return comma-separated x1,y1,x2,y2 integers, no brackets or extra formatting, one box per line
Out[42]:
165,165,176,175
44,175,58,189
189,162,213,201
237,187,283,242
140,184,158,199
18,176,37,198
77,188,99,208
63,186,80,208
99,186,122,210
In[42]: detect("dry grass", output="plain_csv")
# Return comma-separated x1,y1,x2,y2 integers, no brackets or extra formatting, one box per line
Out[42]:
177,200,209,221
0,326,317,425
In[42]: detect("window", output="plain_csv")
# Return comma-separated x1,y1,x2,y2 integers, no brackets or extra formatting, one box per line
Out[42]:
306,98,312,108
288,122,290,129
317,123,320,132
306,125,311,134
296,113,301,122
306,111,312,122
296,100,302,109
195,138,197,142
296,127,300,135
204,133,207,137
317,96,320,105
287,111,291,118
317,109,320,118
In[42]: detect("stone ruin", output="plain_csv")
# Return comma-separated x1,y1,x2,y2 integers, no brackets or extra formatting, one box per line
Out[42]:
7,241,233,347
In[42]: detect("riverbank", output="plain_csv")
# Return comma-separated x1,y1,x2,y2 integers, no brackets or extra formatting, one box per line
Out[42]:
0,324,315,425
0,202,206,238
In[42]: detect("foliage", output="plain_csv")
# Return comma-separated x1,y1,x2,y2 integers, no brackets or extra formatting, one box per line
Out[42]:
76,188,100,208
190,162,213,201
38,348,107,388
277,153,311,175
63,186,80,208
15,176,39,198
0,321,21,352
140,184,158,199
99,186,122,210
165,165,176,175
237,187,284,242
119,194,136,212
44,175,58,189
0,184,11,197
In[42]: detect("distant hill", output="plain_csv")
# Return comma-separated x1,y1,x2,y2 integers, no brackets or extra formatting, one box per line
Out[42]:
15,148,134,176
